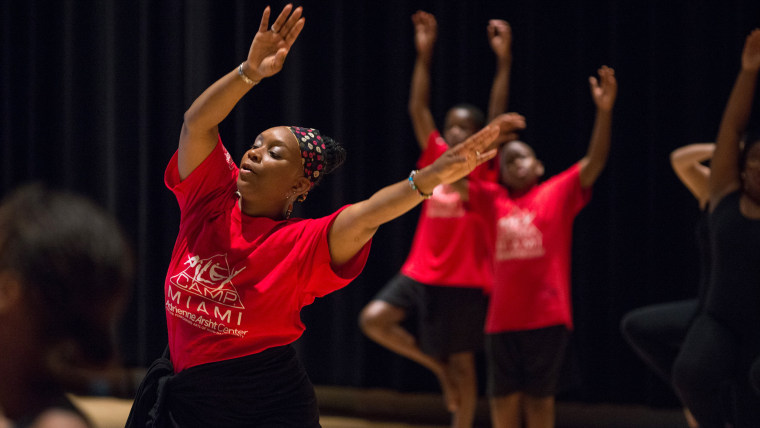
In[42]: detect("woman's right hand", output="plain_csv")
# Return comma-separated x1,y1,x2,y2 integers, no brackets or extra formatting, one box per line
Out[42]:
244,4,306,82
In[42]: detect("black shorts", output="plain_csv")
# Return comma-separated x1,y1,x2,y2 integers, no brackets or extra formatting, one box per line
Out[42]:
374,273,488,359
485,325,570,397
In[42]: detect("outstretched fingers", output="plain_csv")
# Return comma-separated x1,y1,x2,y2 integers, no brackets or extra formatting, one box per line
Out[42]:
258,6,272,33
284,15,305,46
260,4,304,48
279,6,304,41
590,65,617,110
477,148,498,164
269,4,293,33
458,125,500,161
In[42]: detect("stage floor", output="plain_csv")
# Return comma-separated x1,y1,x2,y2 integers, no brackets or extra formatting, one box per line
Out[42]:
72,386,689,428
316,386,689,428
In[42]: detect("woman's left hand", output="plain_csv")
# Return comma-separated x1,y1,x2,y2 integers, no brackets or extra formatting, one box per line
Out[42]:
244,4,306,82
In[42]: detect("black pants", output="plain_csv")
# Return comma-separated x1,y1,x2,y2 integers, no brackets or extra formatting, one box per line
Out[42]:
620,299,698,385
672,313,760,428
127,345,320,428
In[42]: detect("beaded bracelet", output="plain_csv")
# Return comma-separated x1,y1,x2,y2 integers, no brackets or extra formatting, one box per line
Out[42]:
238,62,260,86
408,170,433,199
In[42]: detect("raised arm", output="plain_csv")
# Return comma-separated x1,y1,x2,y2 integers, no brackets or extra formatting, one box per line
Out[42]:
177,5,305,180
670,143,715,208
709,29,760,209
408,10,438,151
486,19,512,122
579,66,617,188
328,125,502,266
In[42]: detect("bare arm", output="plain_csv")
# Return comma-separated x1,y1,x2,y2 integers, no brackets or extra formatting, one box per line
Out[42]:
328,126,501,266
709,29,760,210
670,143,714,207
486,19,512,122
177,5,305,180
408,10,437,151
579,66,617,188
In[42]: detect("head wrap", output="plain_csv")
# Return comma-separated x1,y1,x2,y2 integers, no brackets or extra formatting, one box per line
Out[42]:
288,126,326,184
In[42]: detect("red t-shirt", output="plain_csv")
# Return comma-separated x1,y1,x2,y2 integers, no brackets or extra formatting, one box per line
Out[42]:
484,164,590,333
399,133,498,288
163,139,371,372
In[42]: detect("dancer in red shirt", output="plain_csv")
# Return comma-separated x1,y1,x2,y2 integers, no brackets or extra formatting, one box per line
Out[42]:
358,10,520,428
485,65,616,428
126,5,508,428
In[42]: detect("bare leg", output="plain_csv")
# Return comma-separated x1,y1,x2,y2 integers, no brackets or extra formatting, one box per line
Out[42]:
523,394,554,428
359,300,459,411
447,352,478,428
683,407,699,428
489,393,522,428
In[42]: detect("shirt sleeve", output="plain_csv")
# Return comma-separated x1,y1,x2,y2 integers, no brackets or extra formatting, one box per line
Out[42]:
164,136,239,218
294,206,372,302
417,130,448,169
542,163,592,216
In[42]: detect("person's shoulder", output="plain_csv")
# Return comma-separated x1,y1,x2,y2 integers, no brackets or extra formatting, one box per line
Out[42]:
286,205,352,231
556,162,582,179
540,163,582,187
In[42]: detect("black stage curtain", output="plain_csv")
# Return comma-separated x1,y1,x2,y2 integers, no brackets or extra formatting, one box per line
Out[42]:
3,0,759,407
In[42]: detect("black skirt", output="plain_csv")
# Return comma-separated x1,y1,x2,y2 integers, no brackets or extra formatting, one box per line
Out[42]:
126,345,320,428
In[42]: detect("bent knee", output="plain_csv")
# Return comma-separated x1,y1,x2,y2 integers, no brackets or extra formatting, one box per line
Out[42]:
358,300,405,333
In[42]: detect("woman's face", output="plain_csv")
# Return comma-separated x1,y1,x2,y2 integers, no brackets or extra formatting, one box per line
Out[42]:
236,126,307,203
443,108,479,147
499,141,542,192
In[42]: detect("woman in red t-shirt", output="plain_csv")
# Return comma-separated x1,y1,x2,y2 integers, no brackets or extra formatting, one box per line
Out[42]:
125,5,505,428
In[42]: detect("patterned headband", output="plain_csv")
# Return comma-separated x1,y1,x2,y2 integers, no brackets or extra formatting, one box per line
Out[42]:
288,126,326,184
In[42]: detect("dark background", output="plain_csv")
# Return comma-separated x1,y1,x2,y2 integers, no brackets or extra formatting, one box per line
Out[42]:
3,0,760,408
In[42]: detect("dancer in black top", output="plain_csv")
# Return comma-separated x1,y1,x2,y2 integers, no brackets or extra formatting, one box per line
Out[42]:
672,28,760,428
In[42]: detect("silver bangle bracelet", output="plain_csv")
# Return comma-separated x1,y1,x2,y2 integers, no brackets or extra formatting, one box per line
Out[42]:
238,62,260,86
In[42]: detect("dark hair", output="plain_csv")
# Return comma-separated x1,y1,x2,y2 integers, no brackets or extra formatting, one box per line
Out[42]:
449,103,486,129
313,134,346,186
0,184,133,374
